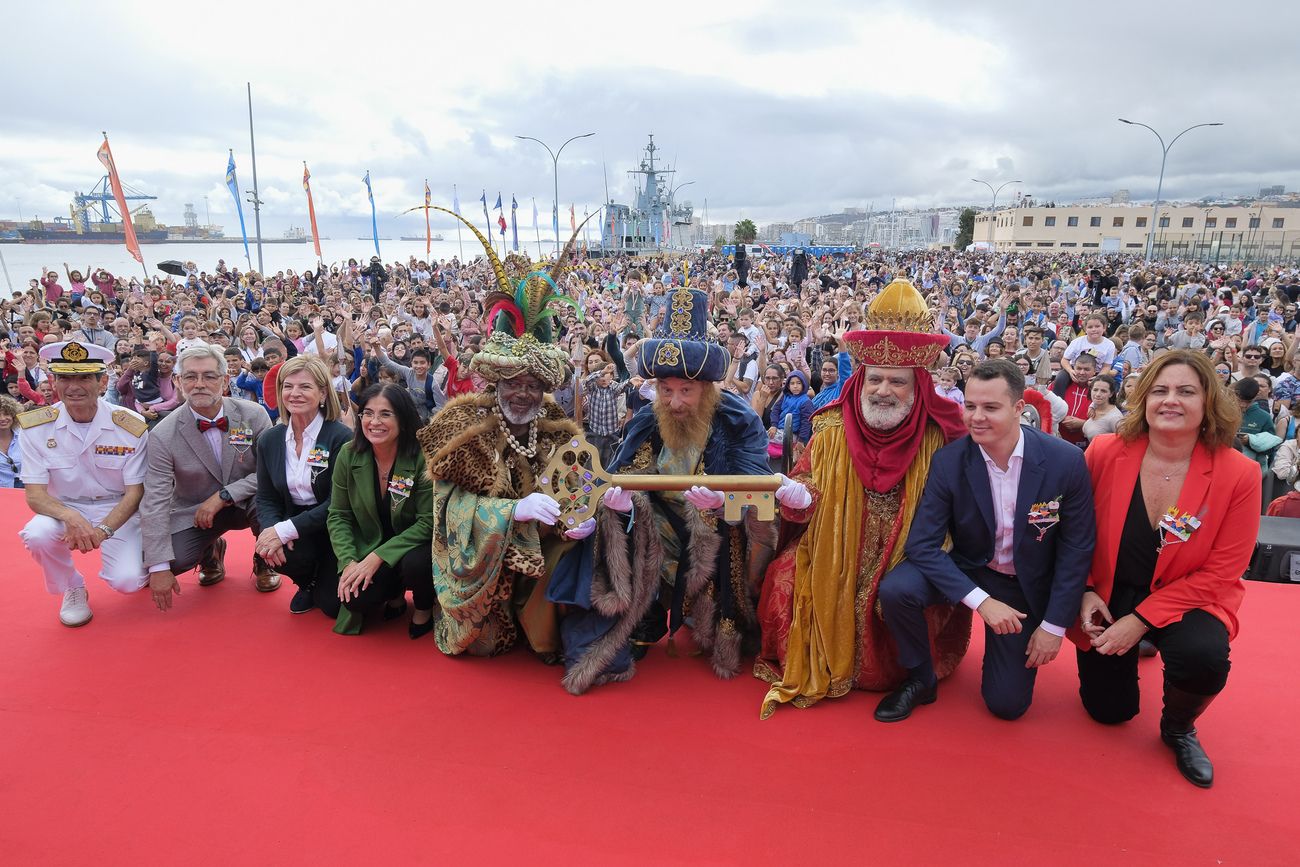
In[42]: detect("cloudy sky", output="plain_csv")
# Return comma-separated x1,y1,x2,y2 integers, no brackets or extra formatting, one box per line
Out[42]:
3,0,1297,238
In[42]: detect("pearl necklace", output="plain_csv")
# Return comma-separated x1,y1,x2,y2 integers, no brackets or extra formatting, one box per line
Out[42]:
497,408,538,458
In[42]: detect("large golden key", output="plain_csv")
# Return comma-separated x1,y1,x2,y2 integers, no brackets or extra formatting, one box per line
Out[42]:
537,433,783,529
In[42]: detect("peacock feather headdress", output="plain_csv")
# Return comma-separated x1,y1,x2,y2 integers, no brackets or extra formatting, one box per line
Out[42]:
433,205,596,390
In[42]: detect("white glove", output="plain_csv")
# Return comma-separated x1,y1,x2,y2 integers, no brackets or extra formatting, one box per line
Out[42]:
684,485,725,511
775,473,812,510
563,518,596,541
601,485,634,514
514,492,561,525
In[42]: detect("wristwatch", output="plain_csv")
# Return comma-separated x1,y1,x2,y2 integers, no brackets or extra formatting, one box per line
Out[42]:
218,488,234,504
95,523,115,539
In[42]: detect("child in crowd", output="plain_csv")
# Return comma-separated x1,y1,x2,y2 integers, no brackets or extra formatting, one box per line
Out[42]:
235,357,272,416
934,366,964,404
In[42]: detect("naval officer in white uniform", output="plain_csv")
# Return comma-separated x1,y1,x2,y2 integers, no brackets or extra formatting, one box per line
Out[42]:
19,340,150,627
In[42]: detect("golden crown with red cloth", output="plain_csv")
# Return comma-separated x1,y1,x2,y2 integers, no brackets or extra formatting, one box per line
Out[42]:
843,279,947,369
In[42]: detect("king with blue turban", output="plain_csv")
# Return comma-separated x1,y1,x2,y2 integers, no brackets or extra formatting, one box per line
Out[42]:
550,286,787,693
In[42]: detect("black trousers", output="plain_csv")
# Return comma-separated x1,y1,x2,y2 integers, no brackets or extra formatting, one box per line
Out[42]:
341,545,434,614
278,522,340,618
169,501,260,574
1076,608,1230,724
880,563,1039,721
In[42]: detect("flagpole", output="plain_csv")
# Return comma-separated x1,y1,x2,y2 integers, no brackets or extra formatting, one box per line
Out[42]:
453,184,464,262
246,83,264,274
424,179,431,258
533,197,542,259
0,246,13,293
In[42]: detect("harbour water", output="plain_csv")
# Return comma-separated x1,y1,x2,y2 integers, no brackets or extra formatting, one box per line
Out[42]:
0,236,569,286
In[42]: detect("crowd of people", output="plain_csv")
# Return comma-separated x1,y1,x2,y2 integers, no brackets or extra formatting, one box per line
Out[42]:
9,230,1300,790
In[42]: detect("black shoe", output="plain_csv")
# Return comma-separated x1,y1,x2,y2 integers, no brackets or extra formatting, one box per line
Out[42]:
408,615,434,640
383,599,408,621
289,584,315,615
1160,728,1214,788
874,678,938,723
1160,679,1216,788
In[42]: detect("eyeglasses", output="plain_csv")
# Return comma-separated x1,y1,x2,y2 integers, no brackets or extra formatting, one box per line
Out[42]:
179,372,223,384
1244,354,1263,361
360,409,396,421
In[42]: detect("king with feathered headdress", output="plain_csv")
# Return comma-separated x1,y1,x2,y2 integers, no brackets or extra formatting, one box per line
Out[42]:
415,207,592,663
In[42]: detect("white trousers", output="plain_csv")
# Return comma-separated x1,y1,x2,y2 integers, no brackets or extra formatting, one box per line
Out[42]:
20,501,146,595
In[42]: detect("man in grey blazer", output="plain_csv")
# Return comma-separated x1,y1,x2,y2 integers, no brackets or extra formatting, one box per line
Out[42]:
141,345,278,611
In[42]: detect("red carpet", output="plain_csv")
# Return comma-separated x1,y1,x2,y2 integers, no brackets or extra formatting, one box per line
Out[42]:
0,488,1295,865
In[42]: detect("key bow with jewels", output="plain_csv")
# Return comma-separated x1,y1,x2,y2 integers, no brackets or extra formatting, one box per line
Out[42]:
537,434,782,528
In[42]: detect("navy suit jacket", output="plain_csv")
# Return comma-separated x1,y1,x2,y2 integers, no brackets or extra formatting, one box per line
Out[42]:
254,419,354,538
902,425,1096,629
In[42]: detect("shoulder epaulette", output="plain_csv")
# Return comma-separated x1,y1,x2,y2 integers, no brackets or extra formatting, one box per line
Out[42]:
17,406,59,429
112,409,148,438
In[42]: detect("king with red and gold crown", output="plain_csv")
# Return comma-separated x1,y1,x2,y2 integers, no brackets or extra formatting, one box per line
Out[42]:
755,278,973,717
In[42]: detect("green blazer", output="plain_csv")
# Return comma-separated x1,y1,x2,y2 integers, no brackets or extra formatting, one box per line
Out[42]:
326,441,433,572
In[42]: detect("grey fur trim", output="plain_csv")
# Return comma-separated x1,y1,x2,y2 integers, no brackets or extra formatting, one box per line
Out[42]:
561,494,662,696
711,621,742,679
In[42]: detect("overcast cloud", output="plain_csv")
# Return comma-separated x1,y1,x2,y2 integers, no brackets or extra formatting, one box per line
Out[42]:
2,0,1297,238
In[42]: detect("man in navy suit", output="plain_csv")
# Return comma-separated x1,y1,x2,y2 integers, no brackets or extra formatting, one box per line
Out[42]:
875,359,1096,722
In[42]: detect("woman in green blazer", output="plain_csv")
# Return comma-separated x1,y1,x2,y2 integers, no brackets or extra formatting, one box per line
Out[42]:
328,383,435,637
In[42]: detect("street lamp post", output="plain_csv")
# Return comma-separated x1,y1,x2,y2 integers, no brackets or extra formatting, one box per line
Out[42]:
515,132,595,256
1118,118,1223,261
971,178,1022,248
668,180,695,249
1201,208,1213,261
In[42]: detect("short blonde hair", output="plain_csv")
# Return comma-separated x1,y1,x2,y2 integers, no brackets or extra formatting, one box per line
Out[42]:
275,355,341,422
1116,350,1240,449
0,395,21,422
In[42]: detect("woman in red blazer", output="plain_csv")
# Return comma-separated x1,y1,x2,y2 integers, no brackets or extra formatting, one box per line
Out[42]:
1072,350,1261,788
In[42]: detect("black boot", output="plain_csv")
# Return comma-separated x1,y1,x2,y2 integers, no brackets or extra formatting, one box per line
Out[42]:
1159,679,1217,788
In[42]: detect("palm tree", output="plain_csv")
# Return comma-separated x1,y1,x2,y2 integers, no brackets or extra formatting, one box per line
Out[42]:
734,219,757,243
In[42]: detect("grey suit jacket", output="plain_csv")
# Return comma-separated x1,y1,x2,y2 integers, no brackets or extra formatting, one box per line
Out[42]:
140,396,273,565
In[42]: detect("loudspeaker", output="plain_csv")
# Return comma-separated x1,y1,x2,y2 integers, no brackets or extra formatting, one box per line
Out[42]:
734,246,749,287
1245,516,1300,583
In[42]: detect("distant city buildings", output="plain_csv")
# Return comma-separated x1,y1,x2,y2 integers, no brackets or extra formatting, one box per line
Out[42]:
973,201,1298,261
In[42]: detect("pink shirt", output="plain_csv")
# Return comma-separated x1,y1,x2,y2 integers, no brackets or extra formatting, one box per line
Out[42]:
979,431,1025,576
961,430,1065,636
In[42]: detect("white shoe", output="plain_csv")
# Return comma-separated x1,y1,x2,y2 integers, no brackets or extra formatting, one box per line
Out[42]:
59,586,93,628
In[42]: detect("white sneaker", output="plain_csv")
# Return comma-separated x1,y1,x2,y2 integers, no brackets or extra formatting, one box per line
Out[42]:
59,586,93,628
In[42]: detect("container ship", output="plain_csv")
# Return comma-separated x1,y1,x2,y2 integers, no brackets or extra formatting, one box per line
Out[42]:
11,178,306,244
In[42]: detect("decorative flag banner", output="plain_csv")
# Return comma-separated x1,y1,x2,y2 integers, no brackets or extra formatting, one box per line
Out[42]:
582,206,591,253
424,179,432,256
608,207,616,247
510,195,519,252
453,186,461,214
225,149,251,266
303,162,322,258
363,170,380,259
479,190,492,247
532,197,542,258
663,208,671,246
96,133,142,265
570,204,576,234
495,193,507,253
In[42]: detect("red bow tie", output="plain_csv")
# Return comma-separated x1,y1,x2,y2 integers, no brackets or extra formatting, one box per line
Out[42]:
197,417,228,432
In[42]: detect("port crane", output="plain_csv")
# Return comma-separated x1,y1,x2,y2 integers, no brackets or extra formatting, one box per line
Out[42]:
71,175,157,231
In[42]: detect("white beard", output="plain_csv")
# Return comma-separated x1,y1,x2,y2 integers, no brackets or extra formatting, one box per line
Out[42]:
859,391,916,431
498,393,542,426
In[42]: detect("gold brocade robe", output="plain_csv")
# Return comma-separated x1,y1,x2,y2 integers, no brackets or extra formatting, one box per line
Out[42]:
755,407,971,717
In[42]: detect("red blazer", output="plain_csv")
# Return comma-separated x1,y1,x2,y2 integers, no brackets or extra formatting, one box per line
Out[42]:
1069,433,1261,650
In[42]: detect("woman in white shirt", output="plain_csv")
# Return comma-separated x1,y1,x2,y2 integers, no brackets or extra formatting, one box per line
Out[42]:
253,356,354,617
